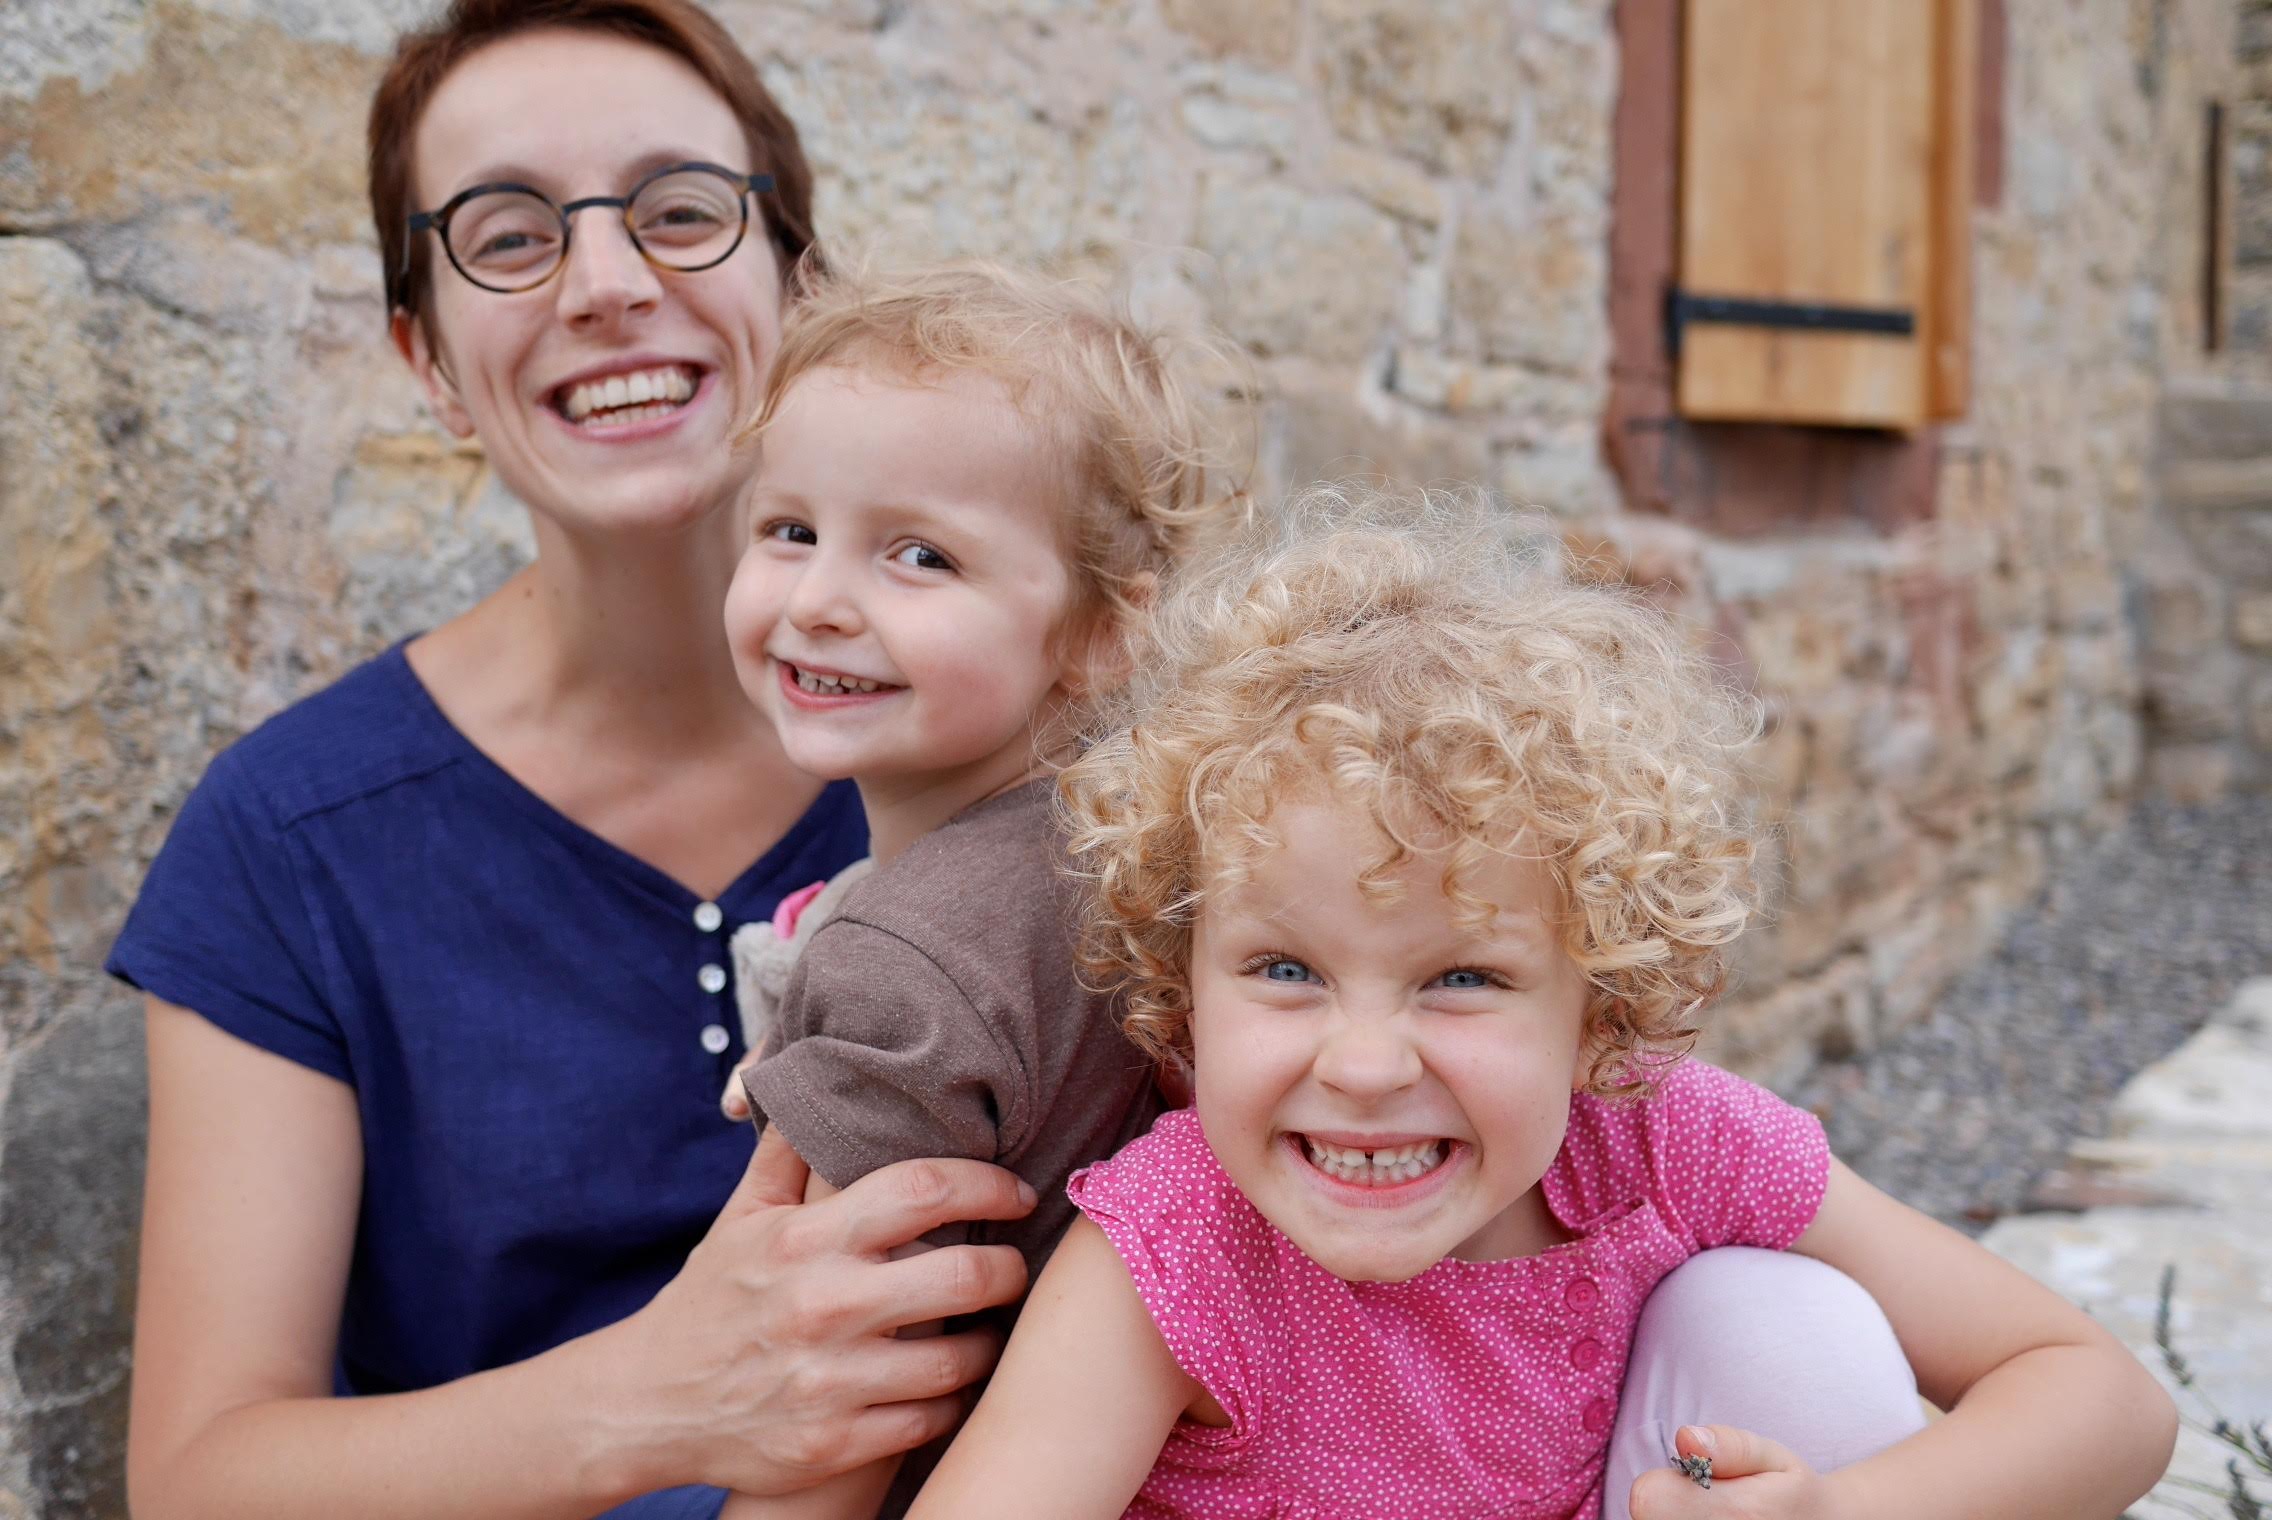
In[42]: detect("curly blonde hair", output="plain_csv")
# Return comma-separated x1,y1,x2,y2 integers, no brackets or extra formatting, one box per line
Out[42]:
740,251,1247,648
1059,483,1761,1098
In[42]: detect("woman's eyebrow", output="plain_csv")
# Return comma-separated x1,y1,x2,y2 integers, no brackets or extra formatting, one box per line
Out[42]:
449,148,739,198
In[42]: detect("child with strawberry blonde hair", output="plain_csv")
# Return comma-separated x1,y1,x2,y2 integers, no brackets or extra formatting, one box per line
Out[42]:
904,485,2175,1520
712,254,1245,1520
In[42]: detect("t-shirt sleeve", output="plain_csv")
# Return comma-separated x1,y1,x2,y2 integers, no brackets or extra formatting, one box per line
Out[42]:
104,745,349,1082
1643,1061,1830,1252
1066,1115,1263,1451
742,917,1024,1190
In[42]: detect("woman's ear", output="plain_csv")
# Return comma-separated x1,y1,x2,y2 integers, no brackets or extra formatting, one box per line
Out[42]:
389,307,476,438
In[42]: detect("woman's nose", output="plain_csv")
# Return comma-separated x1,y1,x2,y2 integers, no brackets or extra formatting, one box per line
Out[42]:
554,212,662,329
1312,1009,1424,1101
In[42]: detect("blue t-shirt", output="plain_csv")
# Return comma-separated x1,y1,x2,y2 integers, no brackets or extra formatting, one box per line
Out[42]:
107,643,868,1520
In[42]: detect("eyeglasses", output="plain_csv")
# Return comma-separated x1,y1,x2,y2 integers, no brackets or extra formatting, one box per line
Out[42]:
405,161,776,295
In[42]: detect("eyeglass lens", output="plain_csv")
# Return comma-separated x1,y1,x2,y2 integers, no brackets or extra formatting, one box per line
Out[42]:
446,168,748,291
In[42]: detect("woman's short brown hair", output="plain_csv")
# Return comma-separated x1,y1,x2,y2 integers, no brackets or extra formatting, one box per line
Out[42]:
367,0,819,320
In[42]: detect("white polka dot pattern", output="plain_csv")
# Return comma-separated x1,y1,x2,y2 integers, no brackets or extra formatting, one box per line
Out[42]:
1066,1061,1830,1519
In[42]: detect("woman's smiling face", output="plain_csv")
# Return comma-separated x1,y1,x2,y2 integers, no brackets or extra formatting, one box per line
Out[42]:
400,27,784,536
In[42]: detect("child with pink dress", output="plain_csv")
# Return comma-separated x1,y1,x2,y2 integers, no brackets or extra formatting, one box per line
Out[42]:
905,485,2177,1520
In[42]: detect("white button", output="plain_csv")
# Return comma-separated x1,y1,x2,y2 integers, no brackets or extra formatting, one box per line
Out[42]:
698,963,728,995
693,901,723,933
699,1023,731,1055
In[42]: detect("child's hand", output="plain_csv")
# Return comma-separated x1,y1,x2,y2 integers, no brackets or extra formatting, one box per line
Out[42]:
720,1043,764,1122
1627,1425,1842,1520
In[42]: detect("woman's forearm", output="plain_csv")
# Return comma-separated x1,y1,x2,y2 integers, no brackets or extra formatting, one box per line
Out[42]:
1823,1342,2177,1520
134,1319,667,1520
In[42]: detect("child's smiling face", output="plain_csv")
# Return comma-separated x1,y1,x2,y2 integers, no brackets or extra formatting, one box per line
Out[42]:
1188,797,1596,1283
723,363,1084,818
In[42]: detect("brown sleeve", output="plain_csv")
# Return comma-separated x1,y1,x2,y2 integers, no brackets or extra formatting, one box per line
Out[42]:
741,917,1030,1190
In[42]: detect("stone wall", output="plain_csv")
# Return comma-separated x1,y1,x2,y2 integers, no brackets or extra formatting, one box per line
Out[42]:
0,1,2235,1512
2143,0,2272,796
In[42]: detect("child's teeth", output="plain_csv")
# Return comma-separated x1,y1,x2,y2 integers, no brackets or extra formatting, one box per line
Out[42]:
795,669,887,695
1300,1137,1447,1186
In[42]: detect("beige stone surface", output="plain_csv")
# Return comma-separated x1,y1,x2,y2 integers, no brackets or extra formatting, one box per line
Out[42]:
1982,981,2272,1516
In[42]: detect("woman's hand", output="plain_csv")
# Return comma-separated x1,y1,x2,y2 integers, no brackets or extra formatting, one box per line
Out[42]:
1628,1425,1843,1520
599,1124,1036,1497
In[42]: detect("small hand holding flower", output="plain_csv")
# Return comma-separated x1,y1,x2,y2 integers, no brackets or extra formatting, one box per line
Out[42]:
1627,1425,1847,1520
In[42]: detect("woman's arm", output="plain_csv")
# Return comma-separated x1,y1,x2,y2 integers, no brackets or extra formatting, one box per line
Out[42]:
130,999,1039,1520
1632,1158,2177,1520
904,1215,1197,1520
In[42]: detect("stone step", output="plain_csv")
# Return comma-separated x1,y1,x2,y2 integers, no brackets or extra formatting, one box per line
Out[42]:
1979,979,2272,1515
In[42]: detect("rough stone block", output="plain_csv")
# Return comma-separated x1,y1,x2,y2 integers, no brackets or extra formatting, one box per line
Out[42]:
1159,0,1297,65
2142,646,2244,741
1197,178,1403,361
1257,371,1488,495
2234,593,2272,649
2145,741,2239,802
1323,143,1442,226
2249,670,2272,750
1448,203,1607,375
0,995,146,1520
1314,0,1515,177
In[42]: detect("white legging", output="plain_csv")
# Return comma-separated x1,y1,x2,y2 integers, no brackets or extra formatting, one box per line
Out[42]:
1601,1248,1928,1520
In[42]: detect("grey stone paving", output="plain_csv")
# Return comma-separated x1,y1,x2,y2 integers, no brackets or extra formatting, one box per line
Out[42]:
1792,796,2272,1233
1980,979,2272,1518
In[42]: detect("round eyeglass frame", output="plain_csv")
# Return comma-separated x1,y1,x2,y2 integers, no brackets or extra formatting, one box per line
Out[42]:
404,160,776,295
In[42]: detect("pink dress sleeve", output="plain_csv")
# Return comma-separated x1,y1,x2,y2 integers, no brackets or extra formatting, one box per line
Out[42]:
1067,1109,1267,1449
1553,1060,1830,1253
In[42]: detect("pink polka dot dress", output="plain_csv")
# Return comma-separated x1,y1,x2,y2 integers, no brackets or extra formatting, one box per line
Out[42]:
1065,1060,1830,1519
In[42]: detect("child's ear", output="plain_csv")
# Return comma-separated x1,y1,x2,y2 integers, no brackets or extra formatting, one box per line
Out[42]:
390,308,476,439
1059,573,1157,698
1570,1001,1610,1093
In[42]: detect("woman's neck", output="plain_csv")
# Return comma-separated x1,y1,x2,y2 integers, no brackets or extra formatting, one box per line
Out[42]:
430,503,757,751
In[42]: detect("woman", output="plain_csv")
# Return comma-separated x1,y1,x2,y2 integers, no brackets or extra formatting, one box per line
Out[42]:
110,5,1031,1517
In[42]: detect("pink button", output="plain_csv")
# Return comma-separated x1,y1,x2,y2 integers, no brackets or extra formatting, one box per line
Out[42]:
1565,1276,1600,1312
1582,1398,1611,1435
1570,1337,1603,1372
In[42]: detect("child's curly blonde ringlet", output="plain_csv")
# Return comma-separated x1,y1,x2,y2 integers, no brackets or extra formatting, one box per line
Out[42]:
1058,483,1762,1099
740,251,1249,654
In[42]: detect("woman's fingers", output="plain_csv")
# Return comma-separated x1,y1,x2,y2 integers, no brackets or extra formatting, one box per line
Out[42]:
846,1325,1008,1408
769,1240,1030,1342
828,1156,1039,1257
725,1121,813,1212
828,1395,971,1473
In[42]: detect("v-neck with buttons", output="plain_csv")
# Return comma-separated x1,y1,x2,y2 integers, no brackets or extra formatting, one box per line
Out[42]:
108,641,868,1413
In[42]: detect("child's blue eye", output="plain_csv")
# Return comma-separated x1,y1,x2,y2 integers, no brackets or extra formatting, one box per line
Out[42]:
890,541,953,572
1436,969,1492,990
765,521,816,545
1262,959,1317,983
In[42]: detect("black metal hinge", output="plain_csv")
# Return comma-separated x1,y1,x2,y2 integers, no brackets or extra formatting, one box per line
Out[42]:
1666,288,1915,359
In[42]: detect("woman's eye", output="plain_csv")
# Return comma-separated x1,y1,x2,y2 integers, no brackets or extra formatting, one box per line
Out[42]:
765,521,816,545
1261,959,1317,984
890,542,953,572
1434,969,1495,991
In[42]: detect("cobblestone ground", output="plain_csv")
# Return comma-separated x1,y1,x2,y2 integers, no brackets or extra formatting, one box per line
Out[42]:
1792,794,2272,1232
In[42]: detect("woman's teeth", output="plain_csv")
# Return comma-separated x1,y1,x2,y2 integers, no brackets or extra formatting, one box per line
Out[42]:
1302,1137,1447,1186
560,366,698,424
794,667,889,696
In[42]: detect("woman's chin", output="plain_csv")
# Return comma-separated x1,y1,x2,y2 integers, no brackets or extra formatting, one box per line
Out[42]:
521,467,741,544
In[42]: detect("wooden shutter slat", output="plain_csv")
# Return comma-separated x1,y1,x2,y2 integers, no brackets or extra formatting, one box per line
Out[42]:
1677,0,1935,429
1926,0,1978,418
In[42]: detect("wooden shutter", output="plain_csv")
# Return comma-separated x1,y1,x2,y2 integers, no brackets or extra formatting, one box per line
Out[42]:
1676,0,1975,430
